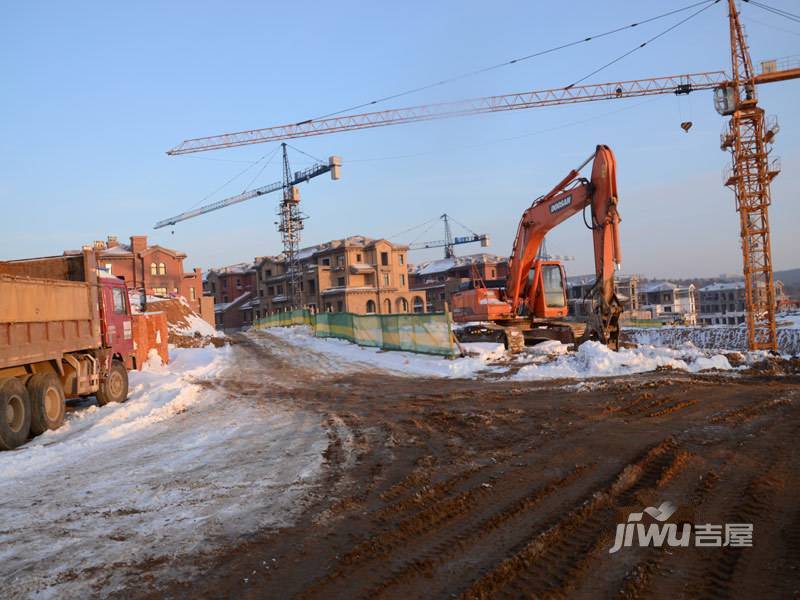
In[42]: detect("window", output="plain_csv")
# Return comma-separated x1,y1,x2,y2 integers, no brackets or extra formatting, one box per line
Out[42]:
491,268,496,278
236,278,241,289
412,296,424,313
153,287,167,296
381,252,389,266
400,274,405,286
223,279,228,289
336,255,345,267
541,265,566,308
396,297,408,312
384,298,391,313
265,269,272,277
337,277,345,287
383,273,390,287
322,257,331,266
308,280,316,294
356,253,362,262
111,287,127,314
268,286,275,295
190,287,196,301
336,300,344,312
439,292,446,300
150,263,157,276
276,285,284,295
104,263,113,273
158,263,166,276
366,300,376,314
399,254,404,265
325,303,333,312
223,295,228,303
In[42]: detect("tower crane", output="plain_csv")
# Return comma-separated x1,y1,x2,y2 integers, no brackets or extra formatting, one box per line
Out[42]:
166,0,800,351
155,144,341,308
407,214,490,258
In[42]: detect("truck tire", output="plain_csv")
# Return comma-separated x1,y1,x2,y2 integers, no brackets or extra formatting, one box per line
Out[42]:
27,372,66,435
0,377,32,450
95,360,128,406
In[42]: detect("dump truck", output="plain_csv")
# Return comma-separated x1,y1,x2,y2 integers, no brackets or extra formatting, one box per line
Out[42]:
0,247,134,450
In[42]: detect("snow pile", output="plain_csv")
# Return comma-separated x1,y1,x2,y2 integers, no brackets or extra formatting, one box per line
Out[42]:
511,341,732,381
461,342,507,362
625,313,800,355
0,346,329,597
147,296,226,347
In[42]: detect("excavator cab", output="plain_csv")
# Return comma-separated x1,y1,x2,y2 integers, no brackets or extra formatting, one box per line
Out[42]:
527,259,568,319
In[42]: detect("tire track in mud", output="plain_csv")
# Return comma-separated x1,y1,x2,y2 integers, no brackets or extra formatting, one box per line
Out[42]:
461,438,689,599
609,401,800,600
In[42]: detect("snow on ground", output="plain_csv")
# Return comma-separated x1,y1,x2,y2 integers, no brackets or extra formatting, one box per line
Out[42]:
261,327,736,381
510,341,732,381
173,312,219,337
0,345,329,597
263,326,503,379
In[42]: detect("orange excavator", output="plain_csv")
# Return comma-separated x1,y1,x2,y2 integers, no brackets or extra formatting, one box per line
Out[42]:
451,145,622,351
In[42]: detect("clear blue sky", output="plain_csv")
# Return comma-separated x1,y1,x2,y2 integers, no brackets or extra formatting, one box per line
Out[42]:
1,0,798,278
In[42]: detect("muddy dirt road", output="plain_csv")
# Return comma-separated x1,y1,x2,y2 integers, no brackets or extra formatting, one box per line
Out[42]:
159,331,800,599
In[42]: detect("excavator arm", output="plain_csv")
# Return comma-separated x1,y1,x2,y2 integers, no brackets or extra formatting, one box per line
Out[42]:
506,144,623,347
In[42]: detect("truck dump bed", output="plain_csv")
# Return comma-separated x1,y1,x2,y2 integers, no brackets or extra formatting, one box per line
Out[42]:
0,251,101,370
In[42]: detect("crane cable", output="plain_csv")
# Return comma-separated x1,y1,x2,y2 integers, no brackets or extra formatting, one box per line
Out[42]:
743,0,800,24
565,0,722,89
302,0,720,123
386,215,441,240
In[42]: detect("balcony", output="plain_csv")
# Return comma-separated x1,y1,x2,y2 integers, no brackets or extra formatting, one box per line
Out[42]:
768,156,781,182
764,115,780,144
723,164,737,188
720,125,735,151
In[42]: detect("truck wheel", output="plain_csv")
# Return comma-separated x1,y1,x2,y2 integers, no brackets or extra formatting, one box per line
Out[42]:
0,378,32,450
95,361,128,406
28,372,66,435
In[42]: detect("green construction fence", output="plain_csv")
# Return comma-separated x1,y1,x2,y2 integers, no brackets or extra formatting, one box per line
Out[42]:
253,309,457,357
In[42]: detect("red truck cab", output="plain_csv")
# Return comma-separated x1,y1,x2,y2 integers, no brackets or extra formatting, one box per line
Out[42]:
98,274,135,369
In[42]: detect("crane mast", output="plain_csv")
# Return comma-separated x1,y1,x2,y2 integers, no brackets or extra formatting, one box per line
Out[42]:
279,144,306,308
716,0,778,350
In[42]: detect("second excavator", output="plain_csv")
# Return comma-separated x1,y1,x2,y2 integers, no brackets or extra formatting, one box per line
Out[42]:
451,144,623,352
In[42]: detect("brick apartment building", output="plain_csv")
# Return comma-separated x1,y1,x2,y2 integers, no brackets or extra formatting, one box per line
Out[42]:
75,235,210,321
254,236,418,317
409,254,509,312
204,262,258,330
